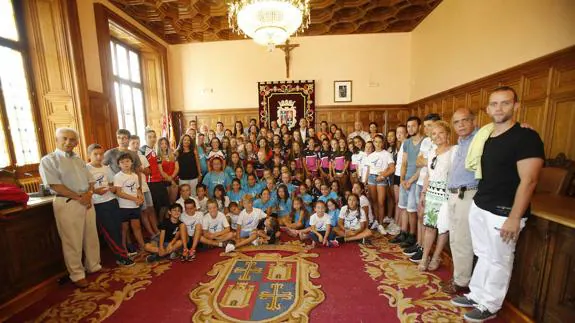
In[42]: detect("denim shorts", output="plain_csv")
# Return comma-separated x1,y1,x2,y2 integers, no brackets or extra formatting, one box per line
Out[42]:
367,174,388,186
240,230,254,238
398,183,417,213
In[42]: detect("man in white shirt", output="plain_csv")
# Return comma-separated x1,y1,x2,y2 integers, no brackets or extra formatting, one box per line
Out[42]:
298,118,309,142
348,121,371,142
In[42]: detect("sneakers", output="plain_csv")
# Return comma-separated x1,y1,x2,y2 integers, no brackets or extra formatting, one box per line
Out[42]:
451,296,477,308
188,249,196,260
127,251,138,258
369,220,380,230
225,241,236,253
399,234,416,248
377,224,387,235
116,258,135,267
402,244,419,256
329,240,340,248
387,222,401,235
390,231,406,244
169,251,179,260
383,217,393,224
464,306,497,322
409,248,423,263
146,254,160,263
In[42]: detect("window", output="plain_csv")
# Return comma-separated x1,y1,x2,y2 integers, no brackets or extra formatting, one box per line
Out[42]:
0,0,41,168
110,39,146,137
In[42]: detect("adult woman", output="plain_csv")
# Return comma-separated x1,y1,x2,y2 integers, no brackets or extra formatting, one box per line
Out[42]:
364,135,395,234
390,125,407,235
419,121,453,271
258,137,272,161
176,134,202,197
157,137,179,203
385,129,399,222
329,124,338,138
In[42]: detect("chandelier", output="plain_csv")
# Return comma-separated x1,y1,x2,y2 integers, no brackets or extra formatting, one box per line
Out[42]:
228,0,311,49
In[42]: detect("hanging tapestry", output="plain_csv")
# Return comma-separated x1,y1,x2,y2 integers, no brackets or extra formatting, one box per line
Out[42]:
258,80,315,130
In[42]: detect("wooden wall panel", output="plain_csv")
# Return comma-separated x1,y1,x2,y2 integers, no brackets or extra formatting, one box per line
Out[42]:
25,0,89,157
409,46,575,160
88,91,114,149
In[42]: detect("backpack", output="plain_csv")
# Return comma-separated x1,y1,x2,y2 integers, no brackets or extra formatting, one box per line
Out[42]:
0,183,30,206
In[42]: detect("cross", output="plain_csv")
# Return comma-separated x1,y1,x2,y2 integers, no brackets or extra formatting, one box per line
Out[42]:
258,283,293,311
233,261,263,281
276,40,299,78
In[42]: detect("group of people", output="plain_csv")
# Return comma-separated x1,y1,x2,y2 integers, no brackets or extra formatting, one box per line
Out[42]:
40,86,544,322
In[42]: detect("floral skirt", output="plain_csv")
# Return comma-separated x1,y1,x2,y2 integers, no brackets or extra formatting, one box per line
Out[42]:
423,180,448,228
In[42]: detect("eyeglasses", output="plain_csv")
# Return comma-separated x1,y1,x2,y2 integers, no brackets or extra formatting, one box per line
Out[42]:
430,156,438,170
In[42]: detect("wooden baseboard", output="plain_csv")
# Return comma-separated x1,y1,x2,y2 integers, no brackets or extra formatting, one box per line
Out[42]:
0,271,66,322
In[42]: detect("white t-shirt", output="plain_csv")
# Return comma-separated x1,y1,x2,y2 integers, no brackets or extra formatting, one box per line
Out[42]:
417,137,435,186
137,153,150,192
310,213,330,231
87,164,115,204
348,131,371,143
202,212,229,233
207,150,225,161
237,207,266,232
194,196,209,214
216,196,230,212
227,212,240,230
359,195,374,223
114,171,140,208
394,144,404,177
365,150,394,175
339,206,367,230
180,211,204,236
176,196,191,211
351,151,367,173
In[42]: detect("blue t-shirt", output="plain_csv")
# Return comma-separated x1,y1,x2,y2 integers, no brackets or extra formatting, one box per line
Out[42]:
243,182,263,198
279,183,297,196
328,209,340,227
301,193,314,213
254,198,276,213
318,191,338,204
227,189,245,204
198,147,208,175
402,138,423,179
224,166,237,180
277,198,292,217
294,210,310,227
202,171,231,197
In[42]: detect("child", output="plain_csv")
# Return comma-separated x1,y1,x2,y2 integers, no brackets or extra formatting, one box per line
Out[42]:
350,136,367,185
194,184,209,214
311,178,322,200
114,153,146,254
279,171,297,196
284,196,311,237
292,169,305,187
352,182,377,231
225,152,242,180
331,138,351,192
179,199,203,261
129,135,159,238
87,144,134,267
303,138,319,179
227,178,245,206
308,201,337,248
145,203,186,263
207,138,226,170
299,183,314,214
254,188,276,216
226,202,241,231
326,198,340,229
234,166,247,184
318,183,338,204
276,184,292,222
334,194,373,242
254,150,269,179
234,195,267,249
256,216,280,245
176,183,193,210
243,173,263,198
213,184,230,214
318,139,332,181
200,199,235,250
202,157,231,198
289,141,304,172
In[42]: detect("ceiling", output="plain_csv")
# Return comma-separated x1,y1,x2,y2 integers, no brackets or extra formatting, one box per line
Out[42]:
109,0,442,44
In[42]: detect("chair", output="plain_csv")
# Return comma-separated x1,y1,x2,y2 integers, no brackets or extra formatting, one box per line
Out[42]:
535,153,574,196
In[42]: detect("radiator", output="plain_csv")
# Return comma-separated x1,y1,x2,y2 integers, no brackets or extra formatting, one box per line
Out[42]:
20,177,41,194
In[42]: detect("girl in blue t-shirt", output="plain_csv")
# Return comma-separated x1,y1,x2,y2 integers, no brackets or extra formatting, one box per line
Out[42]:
276,184,292,221
227,178,245,206
225,152,242,180
284,196,311,238
197,133,208,176
298,183,314,214
243,173,263,198
202,157,231,198
234,166,247,187
253,188,276,216
326,198,340,228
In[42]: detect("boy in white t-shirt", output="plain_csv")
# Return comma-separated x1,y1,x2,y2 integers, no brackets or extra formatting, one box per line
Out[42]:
334,193,372,243
87,144,134,267
129,135,159,238
234,195,267,250
308,201,337,248
194,184,209,214
226,202,241,231
114,153,146,253
200,199,234,250
176,183,193,210
180,198,204,261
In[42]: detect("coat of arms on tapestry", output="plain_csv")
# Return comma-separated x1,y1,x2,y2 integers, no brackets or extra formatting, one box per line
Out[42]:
258,80,315,130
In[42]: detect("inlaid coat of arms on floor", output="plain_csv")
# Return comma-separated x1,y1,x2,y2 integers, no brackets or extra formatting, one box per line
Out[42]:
190,243,324,322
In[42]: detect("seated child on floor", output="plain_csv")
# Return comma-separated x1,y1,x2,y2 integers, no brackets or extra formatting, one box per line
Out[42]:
276,184,292,222
226,202,241,232
227,178,245,207
298,183,314,214
213,184,230,214
194,184,209,214
254,188,276,216
308,201,338,248
200,199,235,250
255,215,281,245
318,183,338,204
176,183,192,210
333,193,372,242
283,196,311,238
180,199,203,261
145,203,186,263
327,199,340,229
232,195,267,250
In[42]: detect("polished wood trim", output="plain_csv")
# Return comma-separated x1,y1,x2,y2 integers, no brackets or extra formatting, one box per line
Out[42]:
531,194,575,229
500,300,536,323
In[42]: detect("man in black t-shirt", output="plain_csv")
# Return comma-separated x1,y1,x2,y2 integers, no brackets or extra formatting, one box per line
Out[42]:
451,87,545,322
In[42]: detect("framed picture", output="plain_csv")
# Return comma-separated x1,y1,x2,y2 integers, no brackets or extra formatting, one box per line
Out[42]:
334,80,352,102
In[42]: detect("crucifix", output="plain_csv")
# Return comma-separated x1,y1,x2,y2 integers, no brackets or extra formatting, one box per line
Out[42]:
276,40,299,78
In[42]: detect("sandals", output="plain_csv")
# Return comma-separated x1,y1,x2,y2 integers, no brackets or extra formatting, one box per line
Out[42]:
428,257,441,271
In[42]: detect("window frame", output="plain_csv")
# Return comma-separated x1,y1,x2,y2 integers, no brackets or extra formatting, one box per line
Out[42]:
0,0,45,172
109,37,147,137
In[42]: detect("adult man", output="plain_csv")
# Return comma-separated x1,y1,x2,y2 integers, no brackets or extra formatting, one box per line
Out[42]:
270,120,281,135
215,121,225,140
103,129,141,174
452,87,544,322
140,129,170,218
404,113,440,262
39,128,100,288
348,121,371,142
188,119,197,132
441,108,478,294
297,118,310,142
391,116,423,248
